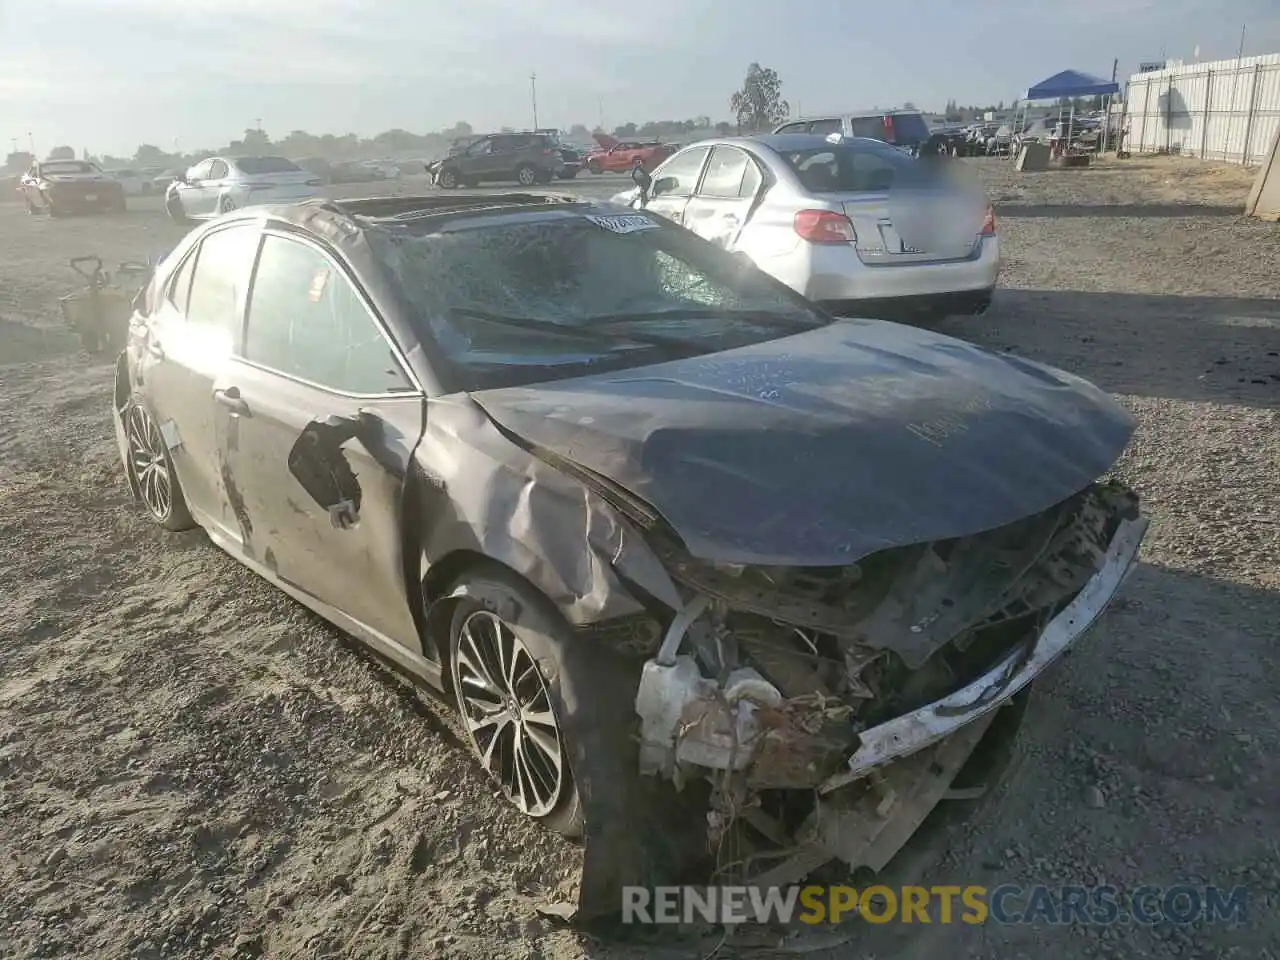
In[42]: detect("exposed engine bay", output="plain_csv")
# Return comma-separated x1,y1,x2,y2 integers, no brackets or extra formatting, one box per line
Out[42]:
633,480,1146,886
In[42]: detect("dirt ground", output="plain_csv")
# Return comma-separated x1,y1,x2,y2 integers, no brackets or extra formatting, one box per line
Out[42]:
1,156,1278,960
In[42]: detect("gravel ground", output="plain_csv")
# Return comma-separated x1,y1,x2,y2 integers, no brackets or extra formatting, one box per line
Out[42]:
1,158,1278,960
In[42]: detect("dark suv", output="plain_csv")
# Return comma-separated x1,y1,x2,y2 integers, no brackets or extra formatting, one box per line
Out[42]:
435,132,562,188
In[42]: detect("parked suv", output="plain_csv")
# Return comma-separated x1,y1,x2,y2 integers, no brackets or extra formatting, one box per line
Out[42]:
774,110,933,154
435,132,562,188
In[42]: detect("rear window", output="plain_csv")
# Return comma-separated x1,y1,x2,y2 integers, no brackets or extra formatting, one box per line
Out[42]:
233,156,301,175
776,141,931,193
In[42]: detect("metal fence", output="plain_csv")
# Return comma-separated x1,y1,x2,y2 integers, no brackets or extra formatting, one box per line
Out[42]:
1123,53,1280,165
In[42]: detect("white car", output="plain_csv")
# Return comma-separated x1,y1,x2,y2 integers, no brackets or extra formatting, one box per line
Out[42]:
164,155,324,222
615,133,999,321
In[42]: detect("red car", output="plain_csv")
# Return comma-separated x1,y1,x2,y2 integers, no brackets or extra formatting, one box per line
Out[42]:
584,133,678,174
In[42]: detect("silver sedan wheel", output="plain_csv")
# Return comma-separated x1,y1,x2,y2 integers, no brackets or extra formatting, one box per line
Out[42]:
453,609,565,817
125,403,172,521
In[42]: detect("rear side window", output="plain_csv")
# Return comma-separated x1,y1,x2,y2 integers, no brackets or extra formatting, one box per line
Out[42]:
807,118,842,136
244,235,414,395
774,122,808,134
849,116,889,140
208,160,229,179
185,225,260,336
652,145,710,198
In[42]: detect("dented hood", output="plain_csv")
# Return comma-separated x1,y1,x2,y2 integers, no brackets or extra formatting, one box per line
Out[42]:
470,319,1135,567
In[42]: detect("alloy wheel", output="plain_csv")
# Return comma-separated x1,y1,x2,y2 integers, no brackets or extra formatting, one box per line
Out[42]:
219,196,237,213
125,403,172,521
453,609,565,817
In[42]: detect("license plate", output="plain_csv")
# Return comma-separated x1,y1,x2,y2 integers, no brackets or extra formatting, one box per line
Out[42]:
83,194,97,202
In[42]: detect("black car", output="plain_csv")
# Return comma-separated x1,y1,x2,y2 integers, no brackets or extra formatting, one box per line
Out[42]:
433,132,562,187
112,193,1147,917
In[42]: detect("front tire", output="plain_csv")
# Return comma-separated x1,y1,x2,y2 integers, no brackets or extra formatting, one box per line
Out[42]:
217,195,237,214
165,192,190,224
122,398,194,532
587,160,603,175
437,168,459,189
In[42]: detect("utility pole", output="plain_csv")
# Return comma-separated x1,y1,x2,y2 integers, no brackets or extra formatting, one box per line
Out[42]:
530,73,539,130
27,132,34,154
598,96,604,132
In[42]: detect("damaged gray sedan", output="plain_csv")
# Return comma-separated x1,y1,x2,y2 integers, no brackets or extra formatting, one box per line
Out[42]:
112,194,1147,916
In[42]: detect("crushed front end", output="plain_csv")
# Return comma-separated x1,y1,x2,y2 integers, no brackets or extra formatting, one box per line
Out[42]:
633,480,1147,887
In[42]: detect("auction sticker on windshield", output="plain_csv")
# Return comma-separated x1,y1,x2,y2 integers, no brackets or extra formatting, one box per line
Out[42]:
584,213,660,234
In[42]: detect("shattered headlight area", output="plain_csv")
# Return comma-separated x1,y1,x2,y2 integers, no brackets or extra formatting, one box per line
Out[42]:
633,480,1146,887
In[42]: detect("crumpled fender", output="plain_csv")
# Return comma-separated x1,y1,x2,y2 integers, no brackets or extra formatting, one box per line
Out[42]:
414,395,683,628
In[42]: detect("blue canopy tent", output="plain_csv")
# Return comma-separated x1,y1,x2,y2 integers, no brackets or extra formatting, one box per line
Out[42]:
1024,70,1120,101
1015,70,1123,154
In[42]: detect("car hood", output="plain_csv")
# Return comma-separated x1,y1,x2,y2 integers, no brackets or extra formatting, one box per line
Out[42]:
469,319,1135,567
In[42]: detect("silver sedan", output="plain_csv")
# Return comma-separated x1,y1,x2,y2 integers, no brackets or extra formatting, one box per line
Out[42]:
615,134,1000,321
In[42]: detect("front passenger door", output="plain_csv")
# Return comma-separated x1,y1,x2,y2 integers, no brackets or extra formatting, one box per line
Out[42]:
681,145,764,249
636,144,710,226
220,231,426,654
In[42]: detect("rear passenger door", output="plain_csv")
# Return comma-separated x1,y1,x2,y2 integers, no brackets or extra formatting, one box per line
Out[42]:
218,230,426,653
638,144,710,227
136,223,261,536
681,145,764,249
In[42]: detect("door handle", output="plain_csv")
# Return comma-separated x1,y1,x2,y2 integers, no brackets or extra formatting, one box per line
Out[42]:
213,386,251,416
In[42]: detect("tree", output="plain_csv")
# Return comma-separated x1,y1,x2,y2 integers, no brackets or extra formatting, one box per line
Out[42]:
568,123,590,139
902,101,917,110
729,63,789,132
47,145,75,160
134,144,169,164
714,120,733,136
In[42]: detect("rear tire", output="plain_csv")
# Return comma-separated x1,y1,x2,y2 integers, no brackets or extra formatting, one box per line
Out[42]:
217,195,236,214
515,164,538,187
587,160,603,175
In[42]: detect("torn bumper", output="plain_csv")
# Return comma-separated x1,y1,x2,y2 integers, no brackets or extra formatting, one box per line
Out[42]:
636,514,1149,789
821,514,1147,792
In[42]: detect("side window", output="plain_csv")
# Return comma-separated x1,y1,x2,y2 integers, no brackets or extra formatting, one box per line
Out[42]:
651,145,710,198
850,117,887,140
490,136,513,154
697,146,752,199
167,249,199,311
189,159,214,181
185,225,261,338
467,139,493,156
808,118,843,135
774,122,808,134
208,160,228,179
244,236,414,395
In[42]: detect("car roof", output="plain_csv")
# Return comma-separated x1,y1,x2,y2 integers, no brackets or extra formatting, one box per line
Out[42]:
785,109,924,120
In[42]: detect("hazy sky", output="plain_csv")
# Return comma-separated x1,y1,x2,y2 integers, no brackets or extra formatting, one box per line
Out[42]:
2,0,1277,157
